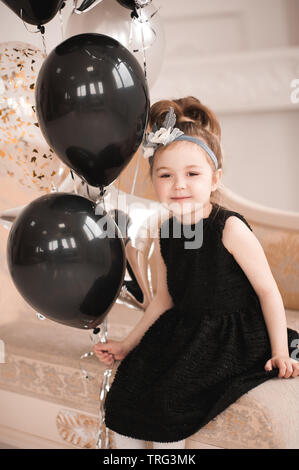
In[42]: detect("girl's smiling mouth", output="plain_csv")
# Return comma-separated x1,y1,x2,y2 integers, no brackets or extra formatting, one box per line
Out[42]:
171,196,191,200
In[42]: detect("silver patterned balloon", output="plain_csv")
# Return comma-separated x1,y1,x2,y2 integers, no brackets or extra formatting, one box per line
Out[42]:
136,0,153,6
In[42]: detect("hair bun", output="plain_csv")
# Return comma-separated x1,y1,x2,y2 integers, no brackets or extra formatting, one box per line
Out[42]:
178,96,221,139
149,100,183,130
149,96,221,140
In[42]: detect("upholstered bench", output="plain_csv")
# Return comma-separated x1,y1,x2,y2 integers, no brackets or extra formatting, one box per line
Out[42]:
1,302,297,450
0,185,298,449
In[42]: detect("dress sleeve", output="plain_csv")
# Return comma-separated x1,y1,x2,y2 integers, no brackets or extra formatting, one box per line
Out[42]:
216,208,254,236
230,212,253,232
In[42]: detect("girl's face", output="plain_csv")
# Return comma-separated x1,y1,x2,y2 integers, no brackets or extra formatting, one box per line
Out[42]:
152,141,222,221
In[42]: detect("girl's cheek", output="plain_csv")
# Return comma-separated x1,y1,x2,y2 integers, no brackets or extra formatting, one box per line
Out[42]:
153,179,166,193
153,178,173,200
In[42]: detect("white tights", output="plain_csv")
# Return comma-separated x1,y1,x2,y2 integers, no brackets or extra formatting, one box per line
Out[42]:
112,430,186,449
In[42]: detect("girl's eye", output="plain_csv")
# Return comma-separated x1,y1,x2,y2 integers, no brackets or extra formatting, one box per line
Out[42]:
159,173,199,178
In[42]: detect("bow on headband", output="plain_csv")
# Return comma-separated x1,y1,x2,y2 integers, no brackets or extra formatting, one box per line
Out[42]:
142,106,219,170
142,107,184,158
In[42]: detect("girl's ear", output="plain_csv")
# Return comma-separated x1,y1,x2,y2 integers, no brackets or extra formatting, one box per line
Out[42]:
211,168,222,192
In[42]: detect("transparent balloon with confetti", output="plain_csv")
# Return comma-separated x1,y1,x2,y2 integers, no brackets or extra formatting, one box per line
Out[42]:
0,41,68,193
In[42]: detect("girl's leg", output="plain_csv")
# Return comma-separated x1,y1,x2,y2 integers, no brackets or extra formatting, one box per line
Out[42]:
152,438,186,450
112,430,147,449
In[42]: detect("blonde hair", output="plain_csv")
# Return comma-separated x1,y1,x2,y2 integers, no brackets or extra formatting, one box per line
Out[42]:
147,96,225,207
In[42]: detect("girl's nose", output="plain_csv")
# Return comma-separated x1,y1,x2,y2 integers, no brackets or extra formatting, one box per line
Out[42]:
175,178,186,189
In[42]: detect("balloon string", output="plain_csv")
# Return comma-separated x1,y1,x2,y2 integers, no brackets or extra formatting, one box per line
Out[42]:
20,9,40,34
130,147,142,197
138,4,161,21
129,6,160,53
50,164,65,193
79,350,94,379
86,183,91,199
79,328,100,380
70,170,78,194
116,175,120,222
59,6,64,40
20,9,47,56
132,27,156,53
101,186,107,213
96,318,114,449
129,16,134,51
140,10,148,82
50,181,58,193
39,30,47,57
78,322,114,449
97,366,112,449
120,174,130,240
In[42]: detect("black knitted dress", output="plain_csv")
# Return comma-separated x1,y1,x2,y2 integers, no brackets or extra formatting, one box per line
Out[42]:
104,203,299,443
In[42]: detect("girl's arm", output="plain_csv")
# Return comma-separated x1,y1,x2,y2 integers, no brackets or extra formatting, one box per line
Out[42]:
122,235,174,353
222,216,299,378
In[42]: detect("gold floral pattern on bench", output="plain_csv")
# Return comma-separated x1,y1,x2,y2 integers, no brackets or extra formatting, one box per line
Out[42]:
252,224,299,311
191,394,281,449
0,352,104,414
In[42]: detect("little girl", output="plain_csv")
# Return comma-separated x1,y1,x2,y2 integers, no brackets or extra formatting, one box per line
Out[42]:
94,96,299,450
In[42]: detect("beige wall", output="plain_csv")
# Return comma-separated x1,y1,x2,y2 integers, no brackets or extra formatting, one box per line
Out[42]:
0,0,298,211
150,0,299,212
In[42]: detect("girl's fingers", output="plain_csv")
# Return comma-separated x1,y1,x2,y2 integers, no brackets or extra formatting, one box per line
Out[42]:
284,364,293,379
277,360,298,378
292,362,299,377
93,346,114,365
94,342,110,351
265,358,299,379
96,350,111,357
265,360,272,371
277,360,286,378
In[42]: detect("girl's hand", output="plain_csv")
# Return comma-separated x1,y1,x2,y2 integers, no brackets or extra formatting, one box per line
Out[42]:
93,340,129,367
264,355,299,378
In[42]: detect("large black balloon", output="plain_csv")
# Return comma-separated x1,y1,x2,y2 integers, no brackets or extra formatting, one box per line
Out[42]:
35,33,150,187
7,193,126,330
1,0,65,26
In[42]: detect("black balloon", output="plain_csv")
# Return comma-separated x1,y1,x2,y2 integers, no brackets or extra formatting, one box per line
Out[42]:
116,0,136,10
7,193,126,330
35,33,150,187
1,0,65,26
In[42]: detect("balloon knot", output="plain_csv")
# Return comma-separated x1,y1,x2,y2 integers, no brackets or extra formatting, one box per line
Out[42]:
37,24,45,35
131,10,139,19
99,187,106,197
